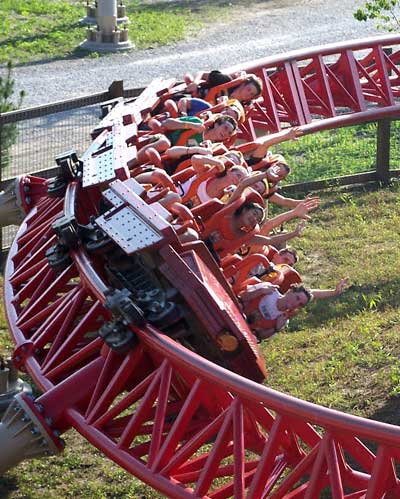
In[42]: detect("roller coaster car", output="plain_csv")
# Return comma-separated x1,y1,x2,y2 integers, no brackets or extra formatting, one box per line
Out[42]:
89,177,267,383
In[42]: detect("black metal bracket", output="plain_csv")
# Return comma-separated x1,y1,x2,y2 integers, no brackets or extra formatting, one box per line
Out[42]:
55,150,83,180
51,215,80,249
45,243,72,272
99,318,137,353
104,288,145,326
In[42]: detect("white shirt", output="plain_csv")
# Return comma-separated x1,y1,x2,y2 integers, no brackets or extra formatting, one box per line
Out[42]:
258,288,282,320
181,177,212,204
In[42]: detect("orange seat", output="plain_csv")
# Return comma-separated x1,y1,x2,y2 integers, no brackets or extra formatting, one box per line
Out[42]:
200,76,249,105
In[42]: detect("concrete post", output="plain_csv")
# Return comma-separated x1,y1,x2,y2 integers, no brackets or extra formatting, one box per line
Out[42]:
97,0,117,37
0,358,32,416
81,0,129,26
80,0,133,52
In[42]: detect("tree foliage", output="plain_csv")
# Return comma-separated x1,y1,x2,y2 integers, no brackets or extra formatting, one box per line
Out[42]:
0,62,24,170
354,0,400,31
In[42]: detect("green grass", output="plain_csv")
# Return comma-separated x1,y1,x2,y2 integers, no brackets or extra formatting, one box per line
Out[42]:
0,0,239,65
1,182,400,497
262,183,400,419
0,432,164,498
275,121,400,183
0,0,86,64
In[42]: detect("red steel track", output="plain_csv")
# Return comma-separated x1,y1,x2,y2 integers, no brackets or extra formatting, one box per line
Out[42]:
230,34,400,140
5,35,400,497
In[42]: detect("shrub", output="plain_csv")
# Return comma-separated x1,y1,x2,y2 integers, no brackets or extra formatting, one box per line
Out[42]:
0,62,25,170
354,0,400,31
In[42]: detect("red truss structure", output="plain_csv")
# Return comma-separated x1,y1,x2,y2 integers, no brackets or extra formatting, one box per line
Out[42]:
228,34,400,138
3,35,400,498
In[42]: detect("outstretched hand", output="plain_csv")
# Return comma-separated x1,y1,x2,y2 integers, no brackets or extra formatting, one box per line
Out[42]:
293,198,319,220
304,194,320,204
286,126,303,141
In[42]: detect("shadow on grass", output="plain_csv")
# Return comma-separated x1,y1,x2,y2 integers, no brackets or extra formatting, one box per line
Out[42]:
346,397,400,472
0,475,19,499
370,395,400,427
289,279,400,331
8,0,275,67
2,20,94,68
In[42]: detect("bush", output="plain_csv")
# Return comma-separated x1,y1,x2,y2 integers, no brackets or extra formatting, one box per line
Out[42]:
354,0,400,31
0,62,24,170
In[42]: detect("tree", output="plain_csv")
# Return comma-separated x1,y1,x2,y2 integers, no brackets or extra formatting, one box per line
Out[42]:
354,0,400,31
0,62,25,171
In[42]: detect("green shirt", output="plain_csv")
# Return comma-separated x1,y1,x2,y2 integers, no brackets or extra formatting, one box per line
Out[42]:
167,116,204,146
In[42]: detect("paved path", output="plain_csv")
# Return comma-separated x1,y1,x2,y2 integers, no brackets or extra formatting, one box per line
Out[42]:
10,0,383,107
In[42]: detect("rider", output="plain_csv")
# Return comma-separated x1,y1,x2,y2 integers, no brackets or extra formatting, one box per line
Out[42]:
239,279,348,341
162,114,238,147
186,70,263,105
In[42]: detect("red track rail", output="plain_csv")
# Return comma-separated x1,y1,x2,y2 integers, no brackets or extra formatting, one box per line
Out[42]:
5,180,400,498
5,36,400,497
228,34,400,140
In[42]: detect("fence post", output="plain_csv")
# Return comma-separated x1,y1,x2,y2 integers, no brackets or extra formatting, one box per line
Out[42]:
0,118,3,254
376,119,391,184
108,80,124,99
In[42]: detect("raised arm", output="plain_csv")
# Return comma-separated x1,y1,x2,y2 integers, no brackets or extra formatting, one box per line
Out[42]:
310,278,349,300
185,71,213,96
163,117,205,132
259,198,319,235
239,281,279,301
191,154,225,174
227,172,268,204
165,145,212,159
251,221,306,248
250,126,303,159
269,192,321,209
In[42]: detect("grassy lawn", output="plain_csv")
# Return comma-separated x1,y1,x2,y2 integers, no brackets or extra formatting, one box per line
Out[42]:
1,180,400,497
263,183,400,419
276,121,400,183
0,0,250,65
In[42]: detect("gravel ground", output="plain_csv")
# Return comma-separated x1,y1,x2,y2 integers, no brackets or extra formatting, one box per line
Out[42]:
8,0,384,107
